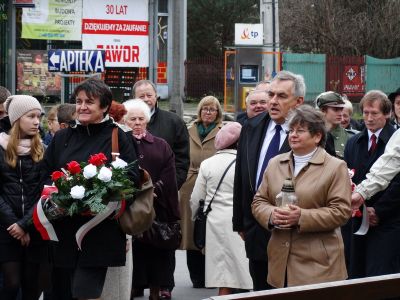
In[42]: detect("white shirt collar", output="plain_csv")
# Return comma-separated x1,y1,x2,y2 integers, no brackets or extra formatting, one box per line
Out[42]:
368,128,383,140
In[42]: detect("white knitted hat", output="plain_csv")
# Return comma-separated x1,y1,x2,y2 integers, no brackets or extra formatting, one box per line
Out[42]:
4,95,42,126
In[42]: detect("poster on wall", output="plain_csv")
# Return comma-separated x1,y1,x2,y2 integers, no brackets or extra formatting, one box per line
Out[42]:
82,0,149,67
342,65,365,95
21,0,82,40
17,50,61,95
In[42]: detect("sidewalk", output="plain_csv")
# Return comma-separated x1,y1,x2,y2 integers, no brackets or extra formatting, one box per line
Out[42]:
135,250,217,300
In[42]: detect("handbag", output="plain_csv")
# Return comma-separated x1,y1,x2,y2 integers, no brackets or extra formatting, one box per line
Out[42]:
193,158,236,249
139,220,182,250
111,127,156,235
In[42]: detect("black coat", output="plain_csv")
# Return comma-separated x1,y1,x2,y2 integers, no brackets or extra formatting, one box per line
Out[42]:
133,132,180,222
41,119,140,268
233,112,291,260
0,145,45,262
147,107,189,190
344,122,395,185
344,122,397,222
343,122,399,278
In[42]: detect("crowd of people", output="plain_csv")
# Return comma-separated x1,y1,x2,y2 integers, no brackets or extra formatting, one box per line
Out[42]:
0,73,400,300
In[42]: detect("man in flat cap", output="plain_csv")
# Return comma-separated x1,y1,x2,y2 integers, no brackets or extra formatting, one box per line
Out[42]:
316,91,355,158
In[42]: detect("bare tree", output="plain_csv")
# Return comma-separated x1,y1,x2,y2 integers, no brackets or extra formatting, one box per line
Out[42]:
279,0,400,58
187,0,259,58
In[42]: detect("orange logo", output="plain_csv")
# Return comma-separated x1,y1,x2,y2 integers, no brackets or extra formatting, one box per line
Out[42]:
241,28,250,39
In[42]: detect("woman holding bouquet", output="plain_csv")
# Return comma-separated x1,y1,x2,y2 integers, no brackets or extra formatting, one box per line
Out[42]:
123,99,180,300
41,78,140,300
0,95,49,299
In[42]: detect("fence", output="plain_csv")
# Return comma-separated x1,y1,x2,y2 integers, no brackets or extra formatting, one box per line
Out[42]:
185,56,224,99
282,53,326,102
365,56,400,93
221,52,399,105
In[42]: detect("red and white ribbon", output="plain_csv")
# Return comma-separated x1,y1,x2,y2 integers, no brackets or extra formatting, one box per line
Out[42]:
33,192,59,241
75,201,119,250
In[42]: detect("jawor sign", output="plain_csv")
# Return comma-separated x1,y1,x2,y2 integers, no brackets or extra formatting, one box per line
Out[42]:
82,0,149,68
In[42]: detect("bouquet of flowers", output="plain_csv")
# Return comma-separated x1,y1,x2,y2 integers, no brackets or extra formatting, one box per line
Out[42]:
33,152,137,246
44,152,136,218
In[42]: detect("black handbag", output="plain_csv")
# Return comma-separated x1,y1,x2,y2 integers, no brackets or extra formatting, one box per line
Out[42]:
139,220,182,250
193,159,236,249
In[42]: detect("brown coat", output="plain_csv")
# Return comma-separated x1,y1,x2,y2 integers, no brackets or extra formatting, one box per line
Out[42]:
180,122,222,250
252,147,352,288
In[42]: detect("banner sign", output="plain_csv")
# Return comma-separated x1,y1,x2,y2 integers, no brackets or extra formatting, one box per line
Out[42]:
48,49,105,72
343,65,365,94
235,23,263,46
17,50,61,95
82,0,149,68
21,0,82,40
13,0,35,8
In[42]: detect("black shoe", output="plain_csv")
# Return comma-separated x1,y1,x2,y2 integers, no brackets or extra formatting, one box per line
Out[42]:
192,282,205,288
131,288,145,298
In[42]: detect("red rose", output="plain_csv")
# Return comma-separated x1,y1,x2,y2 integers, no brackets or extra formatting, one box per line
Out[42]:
88,153,107,166
66,161,81,174
354,209,362,218
51,171,65,182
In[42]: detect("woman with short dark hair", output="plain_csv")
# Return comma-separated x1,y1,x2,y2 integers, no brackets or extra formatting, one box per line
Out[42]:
252,105,351,288
41,78,140,300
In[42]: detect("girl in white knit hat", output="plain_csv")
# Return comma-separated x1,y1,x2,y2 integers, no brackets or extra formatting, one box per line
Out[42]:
0,95,49,300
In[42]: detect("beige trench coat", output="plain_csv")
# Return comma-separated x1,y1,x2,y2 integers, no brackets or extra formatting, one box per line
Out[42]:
252,147,352,288
180,122,222,250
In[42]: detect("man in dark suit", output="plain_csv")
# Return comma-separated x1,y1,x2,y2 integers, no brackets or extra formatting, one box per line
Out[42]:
343,90,397,278
233,70,305,290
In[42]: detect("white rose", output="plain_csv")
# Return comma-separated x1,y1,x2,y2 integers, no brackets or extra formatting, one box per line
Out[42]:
70,185,85,199
98,166,112,182
83,164,97,179
111,157,128,169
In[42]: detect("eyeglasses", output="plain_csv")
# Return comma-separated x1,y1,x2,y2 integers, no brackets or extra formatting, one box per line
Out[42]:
288,129,309,135
201,107,217,113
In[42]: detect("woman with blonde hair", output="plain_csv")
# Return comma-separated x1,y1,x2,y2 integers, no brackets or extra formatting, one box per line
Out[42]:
0,95,49,299
180,95,223,290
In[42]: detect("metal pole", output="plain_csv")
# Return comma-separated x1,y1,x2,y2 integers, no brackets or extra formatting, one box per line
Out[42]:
8,3,16,93
272,0,276,72
168,0,184,117
148,0,157,83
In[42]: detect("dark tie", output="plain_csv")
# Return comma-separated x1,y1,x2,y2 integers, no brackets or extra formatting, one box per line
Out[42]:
257,124,282,188
369,134,377,154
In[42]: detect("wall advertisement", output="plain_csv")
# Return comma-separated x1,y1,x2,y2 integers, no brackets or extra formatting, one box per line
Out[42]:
21,0,82,40
17,50,61,95
82,0,149,68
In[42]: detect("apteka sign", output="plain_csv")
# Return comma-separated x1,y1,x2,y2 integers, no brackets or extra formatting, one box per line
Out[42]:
47,50,105,72
82,0,149,68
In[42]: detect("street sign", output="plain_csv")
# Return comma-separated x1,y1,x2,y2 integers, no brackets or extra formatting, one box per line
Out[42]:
47,49,105,72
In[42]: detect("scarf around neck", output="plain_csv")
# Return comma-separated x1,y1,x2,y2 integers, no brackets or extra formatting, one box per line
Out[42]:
133,130,147,140
197,122,216,141
0,132,32,156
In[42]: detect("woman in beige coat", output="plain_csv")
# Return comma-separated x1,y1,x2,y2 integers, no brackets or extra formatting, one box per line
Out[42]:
180,95,222,288
252,105,352,288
